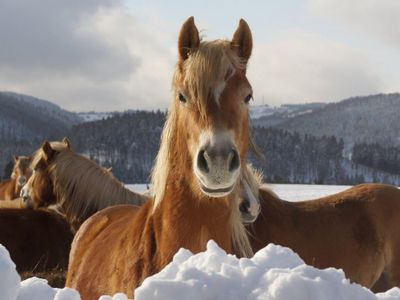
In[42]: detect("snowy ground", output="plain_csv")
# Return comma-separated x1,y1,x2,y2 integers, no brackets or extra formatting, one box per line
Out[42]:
2,184,400,300
126,183,352,202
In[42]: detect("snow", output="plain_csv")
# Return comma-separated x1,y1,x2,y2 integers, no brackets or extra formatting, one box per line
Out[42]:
1,184,400,299
77,112,114,122
135,240,400,300
0,245,20,300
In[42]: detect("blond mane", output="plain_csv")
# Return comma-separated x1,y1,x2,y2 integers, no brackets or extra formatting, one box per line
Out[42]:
150,40,258,257
33,142,148,224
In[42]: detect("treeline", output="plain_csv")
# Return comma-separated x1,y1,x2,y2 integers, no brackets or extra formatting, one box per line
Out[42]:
69,111,399,185
251,128,347,184
2,110,400,185
70,111,165,183
352,143,400,175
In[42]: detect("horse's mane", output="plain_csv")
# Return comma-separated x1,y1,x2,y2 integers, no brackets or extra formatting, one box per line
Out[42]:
33,142,147,223
150,40,259,257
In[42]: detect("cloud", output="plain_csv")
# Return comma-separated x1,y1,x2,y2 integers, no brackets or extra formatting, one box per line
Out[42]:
0,0,176,111
0,1,395,111
308,0,400,49
248,30,383,105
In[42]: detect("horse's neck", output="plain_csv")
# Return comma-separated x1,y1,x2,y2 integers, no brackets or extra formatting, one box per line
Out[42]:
250,189,295,251
56,172,147,229
153,177,234,265
0,178,17,200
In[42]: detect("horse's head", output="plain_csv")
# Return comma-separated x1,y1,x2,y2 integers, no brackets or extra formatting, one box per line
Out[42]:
11,155,32,188
166,17,254,201
21,138,71,208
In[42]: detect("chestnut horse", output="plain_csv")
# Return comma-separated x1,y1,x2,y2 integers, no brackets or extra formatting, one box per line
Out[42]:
64,17,257,299
21,138,148,231
0,208,73,272
244,183,400,291
0,156,32,200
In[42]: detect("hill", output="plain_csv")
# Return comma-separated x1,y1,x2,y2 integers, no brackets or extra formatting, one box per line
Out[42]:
1,92,400,185
0,92,83,178
275,94,400,150
250,103,326,127
0,92,82,141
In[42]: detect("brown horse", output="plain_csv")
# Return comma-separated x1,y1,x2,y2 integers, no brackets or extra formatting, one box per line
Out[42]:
244,183,400,292
0,156,32,200
0,208,73,272
63,17,256,299
21,138,149,231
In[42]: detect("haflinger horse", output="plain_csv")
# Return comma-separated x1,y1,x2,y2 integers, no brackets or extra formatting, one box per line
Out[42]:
0,155,32,200
21,138,149,231
0,208,73,272
240,181,400,292
64,17,258,299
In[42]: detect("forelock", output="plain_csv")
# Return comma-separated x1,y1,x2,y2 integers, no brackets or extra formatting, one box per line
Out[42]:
175,40,245,116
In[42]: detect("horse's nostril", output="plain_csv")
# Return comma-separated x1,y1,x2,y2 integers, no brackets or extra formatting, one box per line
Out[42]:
229,150,240,172
197,150,209,174
239,200,250,213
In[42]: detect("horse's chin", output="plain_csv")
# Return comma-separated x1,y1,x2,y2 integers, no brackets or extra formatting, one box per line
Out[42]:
199,183,235,198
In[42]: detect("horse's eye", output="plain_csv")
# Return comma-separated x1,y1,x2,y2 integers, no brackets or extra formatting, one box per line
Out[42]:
244,94,253,104
178,93,187,103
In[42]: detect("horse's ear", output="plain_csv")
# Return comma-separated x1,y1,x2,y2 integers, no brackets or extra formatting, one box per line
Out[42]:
178,16,200,63
13,155,19,162
106,167,113,173
62,137,71,149
231,19,253,64
42,141,55,162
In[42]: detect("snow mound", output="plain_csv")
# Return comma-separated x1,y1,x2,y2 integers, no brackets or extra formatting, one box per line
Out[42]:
135,240,400,300
0,244,20,300
1,241,400,299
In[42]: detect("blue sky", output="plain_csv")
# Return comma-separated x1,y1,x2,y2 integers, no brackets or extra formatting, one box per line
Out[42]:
0,0,398,111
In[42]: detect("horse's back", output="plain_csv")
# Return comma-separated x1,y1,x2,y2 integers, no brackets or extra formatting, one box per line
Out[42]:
0,179,13,200
0,208,73,272
255,183,400,288
67,203,148,300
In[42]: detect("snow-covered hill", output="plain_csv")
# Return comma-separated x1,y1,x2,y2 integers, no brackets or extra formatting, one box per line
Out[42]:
77,112,114,122
250,102,326,127
1,92,83,126
276,93,400,147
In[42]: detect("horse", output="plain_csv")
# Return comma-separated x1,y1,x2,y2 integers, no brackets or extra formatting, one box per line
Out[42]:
0,155,32,200
0,208,73,272
242,183,400,292
21,138,149,231
55,17,258,299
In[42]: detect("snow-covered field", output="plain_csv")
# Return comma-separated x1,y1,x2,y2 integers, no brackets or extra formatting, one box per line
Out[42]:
2,184,400,300
126,183,352,202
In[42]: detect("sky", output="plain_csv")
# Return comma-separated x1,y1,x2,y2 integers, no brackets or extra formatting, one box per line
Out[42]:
0,0,399,111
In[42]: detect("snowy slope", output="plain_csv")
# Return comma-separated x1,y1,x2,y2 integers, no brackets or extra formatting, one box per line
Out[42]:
76,112,114,122
250,103,326,127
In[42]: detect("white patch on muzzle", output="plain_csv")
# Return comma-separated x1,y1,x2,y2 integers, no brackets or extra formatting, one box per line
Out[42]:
194,130,240,197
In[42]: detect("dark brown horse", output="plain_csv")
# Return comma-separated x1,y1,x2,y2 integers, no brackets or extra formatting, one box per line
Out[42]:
64,17,256,299
0,208,73,272
21,138,148,231
0,156,32,200
243,183,400,292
